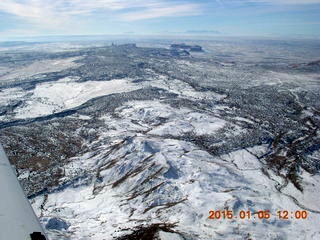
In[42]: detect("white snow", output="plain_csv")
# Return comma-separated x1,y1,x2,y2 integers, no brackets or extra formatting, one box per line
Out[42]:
112,100,228,137
14,78,140,119
29,106,320,240
1,43,317,240
0,57,82,81
0,87,28,105
221,149,262,170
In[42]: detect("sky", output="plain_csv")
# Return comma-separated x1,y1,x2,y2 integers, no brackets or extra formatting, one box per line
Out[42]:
0,0,320,40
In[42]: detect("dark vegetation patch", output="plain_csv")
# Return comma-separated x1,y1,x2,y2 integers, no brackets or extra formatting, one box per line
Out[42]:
115,223,179,240
0,119,90,196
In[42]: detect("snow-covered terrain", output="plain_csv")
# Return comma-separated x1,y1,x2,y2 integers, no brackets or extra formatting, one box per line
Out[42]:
30,100,320,239
13,77,140,119
0,57,82,82
0,39,319,240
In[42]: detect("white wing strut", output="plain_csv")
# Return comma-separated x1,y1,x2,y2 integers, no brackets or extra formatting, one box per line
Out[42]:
0,145,47,240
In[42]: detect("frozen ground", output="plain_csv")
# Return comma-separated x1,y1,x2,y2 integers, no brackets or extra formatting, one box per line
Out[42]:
29,100,320,240
0,39,319,240
13,77,140,119
0,57,82,82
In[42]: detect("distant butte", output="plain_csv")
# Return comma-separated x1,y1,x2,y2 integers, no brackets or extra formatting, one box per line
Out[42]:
170,43,203,52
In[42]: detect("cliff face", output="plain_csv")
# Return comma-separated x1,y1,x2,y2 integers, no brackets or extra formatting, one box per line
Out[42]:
170,43,203,52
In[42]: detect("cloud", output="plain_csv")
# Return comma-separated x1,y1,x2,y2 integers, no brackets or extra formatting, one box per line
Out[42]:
120,3,201,21
0,0,202,25
0,0,203,37
0,0,71,30
0,0,46,18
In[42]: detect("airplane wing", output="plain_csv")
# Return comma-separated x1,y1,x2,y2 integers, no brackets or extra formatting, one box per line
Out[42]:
0,145,47,240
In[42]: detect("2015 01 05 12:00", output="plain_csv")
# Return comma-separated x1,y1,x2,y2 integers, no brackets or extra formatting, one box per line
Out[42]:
208,210,309,220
